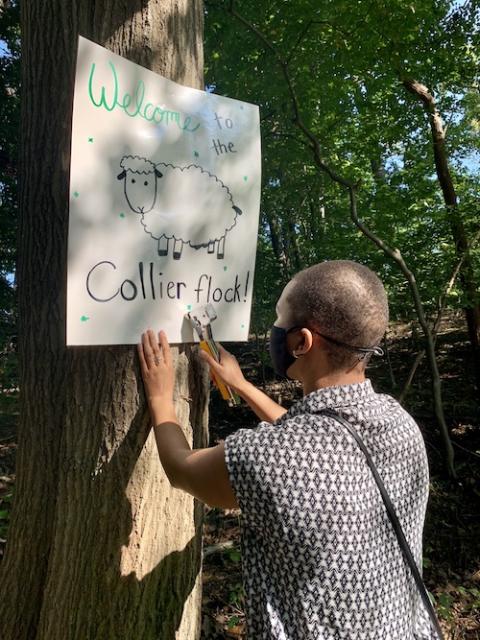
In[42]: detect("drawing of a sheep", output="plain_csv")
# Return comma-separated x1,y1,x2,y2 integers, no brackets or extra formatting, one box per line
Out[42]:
117,155,242,260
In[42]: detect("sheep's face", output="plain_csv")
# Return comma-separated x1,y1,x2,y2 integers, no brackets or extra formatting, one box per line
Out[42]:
120,171,160,214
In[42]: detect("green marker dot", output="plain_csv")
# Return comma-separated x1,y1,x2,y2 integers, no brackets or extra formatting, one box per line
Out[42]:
80,315,89,322
223,265,228,271
243,176,248,182
186,304,192,311
119,212,125,218
73,191,79,198
88,137,94,143
241,324,245,328
194,150,199,158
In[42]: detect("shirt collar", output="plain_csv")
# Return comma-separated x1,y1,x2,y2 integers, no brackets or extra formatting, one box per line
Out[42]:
283,379,376,420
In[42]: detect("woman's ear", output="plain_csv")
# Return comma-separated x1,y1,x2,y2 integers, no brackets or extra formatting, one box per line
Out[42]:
293,328,314,356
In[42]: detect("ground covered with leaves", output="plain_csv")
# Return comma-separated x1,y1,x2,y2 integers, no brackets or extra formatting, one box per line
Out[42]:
1,320,479,639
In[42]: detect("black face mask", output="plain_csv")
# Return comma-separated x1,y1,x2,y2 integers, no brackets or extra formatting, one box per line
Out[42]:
269,324,385,378
269,325,298,378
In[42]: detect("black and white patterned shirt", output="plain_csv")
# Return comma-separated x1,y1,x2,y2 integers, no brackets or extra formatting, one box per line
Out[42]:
224,379,434,639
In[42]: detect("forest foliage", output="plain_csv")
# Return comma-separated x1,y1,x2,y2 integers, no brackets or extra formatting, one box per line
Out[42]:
204,0,480,341
0,0,19,383
0,0,479,414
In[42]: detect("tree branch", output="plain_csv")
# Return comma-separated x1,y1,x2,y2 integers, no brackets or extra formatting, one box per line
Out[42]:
264,131,309,148
403,75,480,389
403,78,457,206
399,228,480,403
286,20,350,65
229,0,282,63
229,2,350,186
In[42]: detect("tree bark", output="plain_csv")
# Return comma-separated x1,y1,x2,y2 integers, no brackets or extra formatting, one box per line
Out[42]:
286,218,302,273
403,78,480,391
264,208,288,272
0,2,208,640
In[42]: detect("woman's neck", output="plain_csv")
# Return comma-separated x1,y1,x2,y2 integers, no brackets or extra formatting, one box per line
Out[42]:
303,369,366,396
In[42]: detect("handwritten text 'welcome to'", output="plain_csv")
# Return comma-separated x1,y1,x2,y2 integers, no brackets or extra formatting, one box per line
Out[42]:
88,60,244,157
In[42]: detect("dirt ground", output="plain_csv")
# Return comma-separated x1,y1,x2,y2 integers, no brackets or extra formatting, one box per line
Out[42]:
1,317,479,639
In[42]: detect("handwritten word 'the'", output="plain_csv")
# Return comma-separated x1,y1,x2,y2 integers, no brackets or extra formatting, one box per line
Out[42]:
211,111,237,156
88,61,201,133
86,261,250,304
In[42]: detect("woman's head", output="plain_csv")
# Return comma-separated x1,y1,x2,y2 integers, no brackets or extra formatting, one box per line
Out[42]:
273,260,388,377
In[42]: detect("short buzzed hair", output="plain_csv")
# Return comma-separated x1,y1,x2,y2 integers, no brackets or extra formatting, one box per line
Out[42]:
286,260,389,370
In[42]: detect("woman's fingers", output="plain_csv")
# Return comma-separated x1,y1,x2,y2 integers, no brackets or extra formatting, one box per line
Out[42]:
217,344,234,364
140,330,156,371
137,341,148,373
146,329,160,360
199,348,219,369
139,329,172,368
142,331,152,364
158,330,172,366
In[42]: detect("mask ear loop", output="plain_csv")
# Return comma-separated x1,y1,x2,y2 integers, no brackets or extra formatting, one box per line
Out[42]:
312,330,385,360
356,345,384,362
294,328,385,360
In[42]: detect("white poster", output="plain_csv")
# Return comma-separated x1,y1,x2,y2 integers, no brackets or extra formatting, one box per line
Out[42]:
67,36,261,345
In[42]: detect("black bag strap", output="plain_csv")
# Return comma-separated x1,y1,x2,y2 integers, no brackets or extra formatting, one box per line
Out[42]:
320,408,443,640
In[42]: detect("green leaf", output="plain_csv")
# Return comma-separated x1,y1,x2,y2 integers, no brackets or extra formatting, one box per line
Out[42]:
227,547,241,563
227,615,240,628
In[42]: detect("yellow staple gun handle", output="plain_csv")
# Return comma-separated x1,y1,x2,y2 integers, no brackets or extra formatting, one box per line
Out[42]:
199,342,232,402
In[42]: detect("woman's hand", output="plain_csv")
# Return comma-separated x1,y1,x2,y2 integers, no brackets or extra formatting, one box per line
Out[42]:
199,344,247,393
138,329,174,405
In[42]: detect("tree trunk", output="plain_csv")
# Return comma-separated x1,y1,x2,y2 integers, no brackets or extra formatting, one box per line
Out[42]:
0,2,208,640
264,208,288,272
287,218,302,273
403,77,480,391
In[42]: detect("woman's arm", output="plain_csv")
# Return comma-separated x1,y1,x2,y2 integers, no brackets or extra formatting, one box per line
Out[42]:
138,330,238,509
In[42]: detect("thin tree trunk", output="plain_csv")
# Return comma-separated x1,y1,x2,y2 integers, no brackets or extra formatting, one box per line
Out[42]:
403,78,480,391
287,218,302,272
399,350,425,405
399,229,480,403
382,335,397,389
264,208,288,271
0,2,208,640
347,189,456,479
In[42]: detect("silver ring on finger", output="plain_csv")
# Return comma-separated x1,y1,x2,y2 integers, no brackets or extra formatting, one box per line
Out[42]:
153,355,161,366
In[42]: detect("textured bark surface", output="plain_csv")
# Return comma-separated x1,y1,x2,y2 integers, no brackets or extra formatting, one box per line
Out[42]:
0,2,208,639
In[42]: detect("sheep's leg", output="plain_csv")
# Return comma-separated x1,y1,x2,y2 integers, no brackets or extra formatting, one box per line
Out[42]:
158,236,169,256
207,241,215,254
173,239,183,260
216,236,225,259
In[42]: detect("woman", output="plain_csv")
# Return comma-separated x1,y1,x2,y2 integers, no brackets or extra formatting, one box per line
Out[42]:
138,260,434,639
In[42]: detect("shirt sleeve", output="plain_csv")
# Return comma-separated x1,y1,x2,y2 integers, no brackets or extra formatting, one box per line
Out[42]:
223,421,275,529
